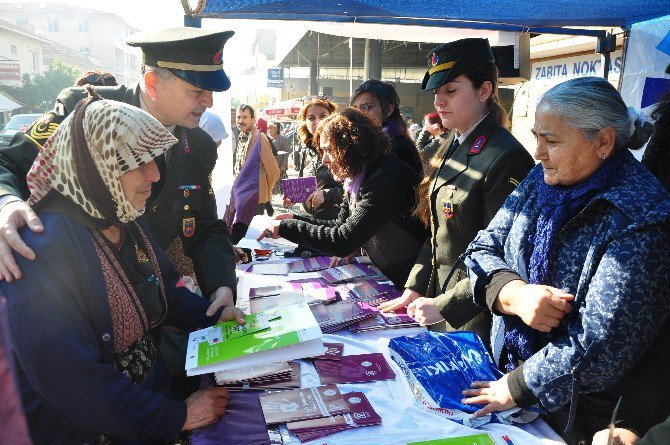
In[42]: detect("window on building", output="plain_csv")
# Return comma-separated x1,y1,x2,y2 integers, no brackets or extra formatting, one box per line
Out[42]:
15,18,28,26
29,51,38,72
78,19,89,32
79,47,90,57
10,45,17,55
47,19,59,32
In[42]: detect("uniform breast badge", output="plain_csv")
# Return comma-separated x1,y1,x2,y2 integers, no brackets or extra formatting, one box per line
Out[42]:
442,200,454,219
182,217,195,237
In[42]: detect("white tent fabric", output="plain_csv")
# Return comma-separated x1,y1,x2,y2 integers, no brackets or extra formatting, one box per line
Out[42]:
0,93,21,113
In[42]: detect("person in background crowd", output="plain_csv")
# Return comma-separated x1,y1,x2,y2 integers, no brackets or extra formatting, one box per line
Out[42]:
408,121,421,142
459,77,670,445
380,38,534,339
416,112,449,168
255,117,276,217
226,104,279,243
350,79,423,175
260,108,427,288
268,120,291,179
199,109,229,147
1,96,245,445
230,108,239,165
289,97,343,220
74,70,118,87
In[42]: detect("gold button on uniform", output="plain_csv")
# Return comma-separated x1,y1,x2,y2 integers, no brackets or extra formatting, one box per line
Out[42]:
184,205,190,211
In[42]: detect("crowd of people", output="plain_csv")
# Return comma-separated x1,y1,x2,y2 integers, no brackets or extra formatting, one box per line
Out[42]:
0,25,669,445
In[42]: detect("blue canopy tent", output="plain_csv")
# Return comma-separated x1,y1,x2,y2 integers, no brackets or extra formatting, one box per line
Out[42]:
183,0,670,35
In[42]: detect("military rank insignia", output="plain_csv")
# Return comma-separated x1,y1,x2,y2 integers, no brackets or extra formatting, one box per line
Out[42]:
442,200,454,219
509,177,520,187
470,135,487,154
182,217,195,237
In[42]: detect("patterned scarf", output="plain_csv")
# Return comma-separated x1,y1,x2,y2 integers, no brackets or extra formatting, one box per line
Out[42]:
27,92,176,226
503,149,623,372
26,92,175,382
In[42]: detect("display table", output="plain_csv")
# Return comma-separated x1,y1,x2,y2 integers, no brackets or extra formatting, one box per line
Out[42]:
192,262,566,445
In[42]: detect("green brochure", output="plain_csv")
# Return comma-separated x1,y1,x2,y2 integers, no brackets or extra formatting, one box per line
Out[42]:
408,434,496,445
185,302,324,376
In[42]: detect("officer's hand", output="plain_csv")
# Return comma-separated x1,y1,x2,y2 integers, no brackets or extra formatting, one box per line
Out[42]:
218,307,246,325
379,289,421,313
0,200,44,282
495,280,574,332
407,297,445,326
182,387,230,431
306,190,325,209
207,286,235,317
462,375,516,418
257,220,282,240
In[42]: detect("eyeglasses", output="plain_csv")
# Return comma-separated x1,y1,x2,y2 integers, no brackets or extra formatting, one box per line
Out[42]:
354,103,378,112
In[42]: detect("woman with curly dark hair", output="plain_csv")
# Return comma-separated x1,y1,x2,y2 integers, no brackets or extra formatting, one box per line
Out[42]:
287,98,344,219
260,108,427,287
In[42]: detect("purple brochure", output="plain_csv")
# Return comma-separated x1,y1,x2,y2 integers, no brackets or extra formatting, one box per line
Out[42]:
291,392,382,442
290,256,332,273
260,384,350,424
315,353,396,384
283,176,318,203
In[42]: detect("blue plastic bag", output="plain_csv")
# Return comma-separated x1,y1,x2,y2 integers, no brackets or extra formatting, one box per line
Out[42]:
389,331,537,427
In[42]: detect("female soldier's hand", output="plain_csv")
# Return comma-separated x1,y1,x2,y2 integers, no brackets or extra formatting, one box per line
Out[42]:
495,280,574,332
257,220,283,240
379,289,421,312
592,428,640,445
407,297,445,326
283,197,294,207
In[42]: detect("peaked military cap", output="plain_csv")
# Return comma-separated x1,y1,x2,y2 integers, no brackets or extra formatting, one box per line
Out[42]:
127,27,234,92
421,38,495,91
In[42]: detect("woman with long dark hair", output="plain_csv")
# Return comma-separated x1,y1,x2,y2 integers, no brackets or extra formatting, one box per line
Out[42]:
380,38,534,340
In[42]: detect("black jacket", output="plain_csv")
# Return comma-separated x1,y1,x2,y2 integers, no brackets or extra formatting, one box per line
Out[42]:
281,153,428,287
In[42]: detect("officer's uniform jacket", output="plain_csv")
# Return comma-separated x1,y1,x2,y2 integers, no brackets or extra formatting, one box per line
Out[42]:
0,83,236,298
404,113,534,337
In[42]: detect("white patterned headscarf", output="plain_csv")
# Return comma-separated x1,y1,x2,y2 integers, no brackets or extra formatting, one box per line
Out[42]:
27,93,176,225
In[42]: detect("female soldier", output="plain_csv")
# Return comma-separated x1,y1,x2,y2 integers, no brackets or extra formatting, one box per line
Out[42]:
380,38,534,339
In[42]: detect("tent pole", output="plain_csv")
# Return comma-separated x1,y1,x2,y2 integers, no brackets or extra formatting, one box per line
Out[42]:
349,37,353,98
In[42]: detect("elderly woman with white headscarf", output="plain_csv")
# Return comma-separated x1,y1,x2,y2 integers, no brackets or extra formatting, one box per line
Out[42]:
1,92,244,445
459,77,670,444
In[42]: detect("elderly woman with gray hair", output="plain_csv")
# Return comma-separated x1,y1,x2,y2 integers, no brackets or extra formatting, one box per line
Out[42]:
458,77,670,444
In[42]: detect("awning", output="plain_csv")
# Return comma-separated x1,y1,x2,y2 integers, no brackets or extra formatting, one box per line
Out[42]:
0,92,21,113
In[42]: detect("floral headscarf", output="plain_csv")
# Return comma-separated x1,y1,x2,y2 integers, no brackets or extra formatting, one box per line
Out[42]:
27,93,176,226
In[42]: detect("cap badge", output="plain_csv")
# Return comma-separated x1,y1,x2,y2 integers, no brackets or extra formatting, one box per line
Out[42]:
213,49,223,64
431,53,439,67
470,135,487,154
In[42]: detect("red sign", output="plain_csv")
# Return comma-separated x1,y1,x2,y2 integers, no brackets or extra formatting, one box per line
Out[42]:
0,63,20,81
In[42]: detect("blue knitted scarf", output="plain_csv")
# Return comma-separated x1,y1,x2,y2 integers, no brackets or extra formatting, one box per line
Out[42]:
503,150,622,372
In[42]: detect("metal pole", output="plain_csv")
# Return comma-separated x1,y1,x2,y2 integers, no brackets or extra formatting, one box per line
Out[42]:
349,37,353,97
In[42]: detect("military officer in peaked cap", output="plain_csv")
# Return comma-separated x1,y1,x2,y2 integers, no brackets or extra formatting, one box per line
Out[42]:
380,38,535,341
0,27,240,363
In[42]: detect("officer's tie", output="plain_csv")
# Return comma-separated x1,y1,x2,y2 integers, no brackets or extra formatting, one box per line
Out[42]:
446,138,460,159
